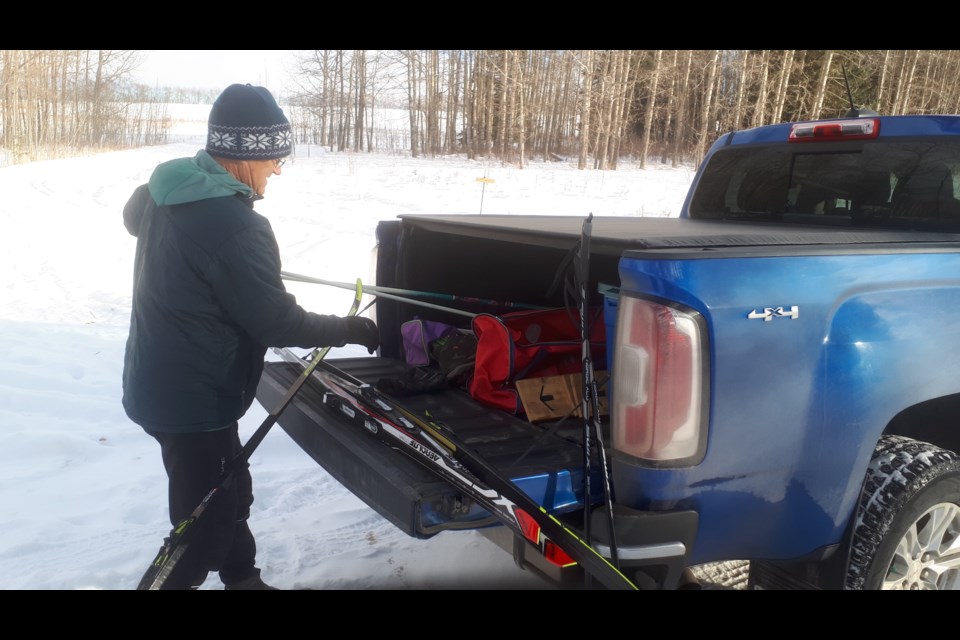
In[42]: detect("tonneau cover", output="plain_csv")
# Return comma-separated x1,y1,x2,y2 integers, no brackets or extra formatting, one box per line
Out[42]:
396,214,960,256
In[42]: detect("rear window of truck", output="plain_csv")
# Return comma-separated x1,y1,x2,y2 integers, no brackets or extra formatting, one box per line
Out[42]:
689,141,960,228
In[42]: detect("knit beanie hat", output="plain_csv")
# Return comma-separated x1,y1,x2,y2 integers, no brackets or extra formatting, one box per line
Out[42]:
206,83,292,160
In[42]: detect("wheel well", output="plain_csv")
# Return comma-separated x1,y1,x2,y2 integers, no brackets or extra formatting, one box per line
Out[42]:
885,392,960,455
751,433,960,590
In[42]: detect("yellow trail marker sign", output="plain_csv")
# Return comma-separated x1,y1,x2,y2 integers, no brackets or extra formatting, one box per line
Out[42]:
476,176,494,214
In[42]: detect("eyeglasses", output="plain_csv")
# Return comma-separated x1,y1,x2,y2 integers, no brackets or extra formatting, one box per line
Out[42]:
273,158,286,168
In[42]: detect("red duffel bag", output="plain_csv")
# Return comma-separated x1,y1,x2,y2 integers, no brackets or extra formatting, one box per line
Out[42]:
469,307,606,414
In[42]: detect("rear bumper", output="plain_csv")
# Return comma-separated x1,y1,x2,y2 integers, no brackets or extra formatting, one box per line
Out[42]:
479,504,698,589
590,504,698,589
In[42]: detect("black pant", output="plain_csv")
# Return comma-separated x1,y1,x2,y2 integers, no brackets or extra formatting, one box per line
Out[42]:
149,423,258,588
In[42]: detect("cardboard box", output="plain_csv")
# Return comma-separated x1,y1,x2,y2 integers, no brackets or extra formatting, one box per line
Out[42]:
516,371,609,423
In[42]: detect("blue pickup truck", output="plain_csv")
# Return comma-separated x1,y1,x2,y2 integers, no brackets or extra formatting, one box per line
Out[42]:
257,114,960,590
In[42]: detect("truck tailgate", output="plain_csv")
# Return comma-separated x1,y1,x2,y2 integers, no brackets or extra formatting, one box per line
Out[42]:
256,356,593,538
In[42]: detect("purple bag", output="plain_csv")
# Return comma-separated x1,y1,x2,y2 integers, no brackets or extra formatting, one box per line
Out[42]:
401,319,458,366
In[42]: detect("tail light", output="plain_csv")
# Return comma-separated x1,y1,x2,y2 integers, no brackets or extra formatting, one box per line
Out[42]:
612,296,705,463
788,118,879,142
514,508,577,568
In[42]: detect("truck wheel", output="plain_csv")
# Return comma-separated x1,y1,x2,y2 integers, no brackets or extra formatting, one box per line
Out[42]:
845,435,960,590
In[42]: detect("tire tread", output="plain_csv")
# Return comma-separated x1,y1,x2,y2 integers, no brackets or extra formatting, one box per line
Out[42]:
846,435,960,590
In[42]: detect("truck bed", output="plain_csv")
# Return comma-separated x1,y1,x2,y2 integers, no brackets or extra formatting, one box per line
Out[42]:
257,356,602,539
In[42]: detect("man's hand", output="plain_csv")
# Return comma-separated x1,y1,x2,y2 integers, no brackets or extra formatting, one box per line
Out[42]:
343,316,380,354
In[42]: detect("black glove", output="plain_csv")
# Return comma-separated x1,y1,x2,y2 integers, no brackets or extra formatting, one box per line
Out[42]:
343,316,380,354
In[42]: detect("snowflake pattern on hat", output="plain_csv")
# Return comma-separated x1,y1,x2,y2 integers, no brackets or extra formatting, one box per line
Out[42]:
207,124,291,159
242,133,270,151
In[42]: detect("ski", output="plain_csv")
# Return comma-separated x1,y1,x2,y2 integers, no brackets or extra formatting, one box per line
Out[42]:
279,353,638,590
315,372,528,527
137,279,364,590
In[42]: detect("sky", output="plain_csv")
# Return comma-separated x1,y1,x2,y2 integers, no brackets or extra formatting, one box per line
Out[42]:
134,50,300,95
0,105,697,590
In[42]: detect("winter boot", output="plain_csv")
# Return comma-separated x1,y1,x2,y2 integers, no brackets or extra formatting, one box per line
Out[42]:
223,568,278,590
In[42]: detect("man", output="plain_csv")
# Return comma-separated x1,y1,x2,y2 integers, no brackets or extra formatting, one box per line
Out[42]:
122,83,379,590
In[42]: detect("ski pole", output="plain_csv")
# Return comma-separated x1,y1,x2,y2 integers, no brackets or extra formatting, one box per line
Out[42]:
281,270,548,313
282,271,476,318
576,214,619,577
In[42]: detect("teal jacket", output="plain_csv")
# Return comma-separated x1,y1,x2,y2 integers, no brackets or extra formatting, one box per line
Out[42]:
122,151,350,433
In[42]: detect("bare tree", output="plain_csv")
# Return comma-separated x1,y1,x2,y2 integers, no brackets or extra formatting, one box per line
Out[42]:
659,50,678,165
608,50,638,168
876,49,892,114
805,50,832,120
423,50,440,155
577,50,594,171
592,51,615,170
404,50,421,158
445,51,463,155
694,50,720,168
353,50,366,152
890,50,920,115
751,50,770,127
497,51,512,161
515,51,527,168
731,50,749,131
670,49,694,168
771,50,794,123
639,50,662,169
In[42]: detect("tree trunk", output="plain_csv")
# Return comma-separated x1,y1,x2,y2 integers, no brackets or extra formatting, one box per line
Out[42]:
609,50,637,168
810,50,834,120
578,50,593,171
771,50,794,123
660,50,678,164
898,50,920,114
751,50,771,127
891,50,910,115
639,50,662,170
593,51,614,170
445,51,461,154
483,52,495,158
405,50,420,158
516,51,526,169
694,50,720,168
424,49,440,156
671,49,693,168
353,50,366,152
732,50,749,130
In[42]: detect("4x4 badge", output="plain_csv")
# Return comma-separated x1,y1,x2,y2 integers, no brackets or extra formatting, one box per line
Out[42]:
747,306,799,321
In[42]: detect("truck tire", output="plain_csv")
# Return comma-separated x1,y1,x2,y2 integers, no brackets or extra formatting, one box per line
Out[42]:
845,435,960,590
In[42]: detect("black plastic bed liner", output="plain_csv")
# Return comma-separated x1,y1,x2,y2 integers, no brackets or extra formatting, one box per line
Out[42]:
256,356,597,539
